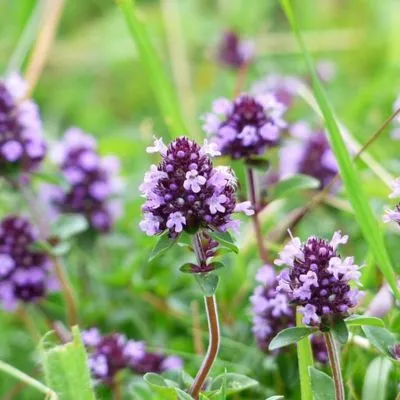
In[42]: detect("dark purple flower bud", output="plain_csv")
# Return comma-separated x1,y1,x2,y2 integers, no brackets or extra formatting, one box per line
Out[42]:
49,128,122,233
203,94,287,160
0,216,55,310
251,265,295,351
0,74,46,175
82,328,182,385
310,334,328,364
279,122,338,188
275,231,363,327
140,136,252,237
217,31,254,69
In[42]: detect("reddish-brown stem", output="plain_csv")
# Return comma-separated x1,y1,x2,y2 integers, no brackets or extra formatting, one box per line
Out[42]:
246,167,268,263
233,62,250,97
111,378,122,400
324,332,345,400
190,295,220,399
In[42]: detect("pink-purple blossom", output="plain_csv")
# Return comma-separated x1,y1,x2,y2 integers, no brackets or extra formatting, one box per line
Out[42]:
0,73,45,175
140,136,250,237
203,94,287,160
217,31,254,69
275,231,362,326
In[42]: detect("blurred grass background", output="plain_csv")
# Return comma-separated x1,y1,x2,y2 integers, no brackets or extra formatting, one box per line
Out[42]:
1,0,400,398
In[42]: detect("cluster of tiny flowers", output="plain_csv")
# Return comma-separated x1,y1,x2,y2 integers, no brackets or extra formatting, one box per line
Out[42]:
251,74,301,108
251,265,295,351
383,178,400,226
0,216,56,310
391,96,400,140
0,73,45,175
275,231,362,326
140,136,253,237
82,328,182,385
49,128,122,233
279,122,338,188
203,94,287,159
217,31,254,69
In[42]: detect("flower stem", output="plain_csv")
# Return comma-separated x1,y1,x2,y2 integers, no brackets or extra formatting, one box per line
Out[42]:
190,233,221,399
190,295,220,399
324,331,345,400
246,167,268,263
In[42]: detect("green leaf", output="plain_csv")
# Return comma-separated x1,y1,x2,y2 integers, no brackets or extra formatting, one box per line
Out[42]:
52,214,89,240
296,312,314,400
117,0,186,137
50,241,72,256
270,174,320,200
194,273,219,296
345,315,385,328
209,373,258,395
269,327,316,351
362,357,392,400
245,156,270,171
176,388,194,399
331,318,349,345
279,0,400,304
362,326,397,358
309,367,335,400
208,231,239,254
179,263,197,273
40,326,96,400
149,233,177,262
143,373,177,399
32,171,70,191
265,397,284,400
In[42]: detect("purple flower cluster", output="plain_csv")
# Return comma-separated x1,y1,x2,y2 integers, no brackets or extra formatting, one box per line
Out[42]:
203,94,287,160
279,122,338,188
140,136,253,237
0,73,45,175
251,74,301,108
383,178,400,226
310,334,329,364
275,231,362,326
251,265,294,351
82,328,182,385
217,31,254,69
49,128,122,233
0,216,56,310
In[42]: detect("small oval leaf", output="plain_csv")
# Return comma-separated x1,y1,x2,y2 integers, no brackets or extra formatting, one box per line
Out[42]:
195,273,219,296
269,327,316,351
149,233,177,262
270,174,320,200
345,315,384,328
309,367,335,400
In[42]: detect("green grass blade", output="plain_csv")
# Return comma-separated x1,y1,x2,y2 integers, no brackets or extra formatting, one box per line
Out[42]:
296,311,314,400
280,0,400,302
116,0,186,138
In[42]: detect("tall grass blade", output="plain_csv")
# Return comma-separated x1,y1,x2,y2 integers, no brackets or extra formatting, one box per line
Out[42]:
117,0,186,138
280,0,400,302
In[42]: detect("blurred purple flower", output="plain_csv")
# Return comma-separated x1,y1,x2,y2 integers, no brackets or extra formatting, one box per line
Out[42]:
217,31,254,69
391,343,400,360
275,231,363,327
279,122,338,188
383,177,400,226
311,334,328,364
82,328,182,385
0,73,45,175
0,216,56,310
49,128,122,233
203,94,287,160
251,264,295,352
140,136,251,237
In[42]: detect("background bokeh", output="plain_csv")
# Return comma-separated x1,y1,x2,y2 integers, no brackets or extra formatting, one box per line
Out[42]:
0,0,400,398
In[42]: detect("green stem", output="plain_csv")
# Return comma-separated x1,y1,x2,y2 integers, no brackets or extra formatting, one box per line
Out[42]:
0,360,57,399
324,331,345,400
296,311,314,400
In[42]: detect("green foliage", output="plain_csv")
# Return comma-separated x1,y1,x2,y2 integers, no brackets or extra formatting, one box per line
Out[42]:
149,233,178,262
362,357,392,400
344,315,385,328
309,367,335,400
40,326,96,400
362,326,397,358
269,174,320,200
331,318,349,345
269,327,316,351
195,273,220,296
52,214,89,240
208,231,239,254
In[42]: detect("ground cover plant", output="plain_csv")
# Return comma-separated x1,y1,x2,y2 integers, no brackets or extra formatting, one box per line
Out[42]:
0,0,400,399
